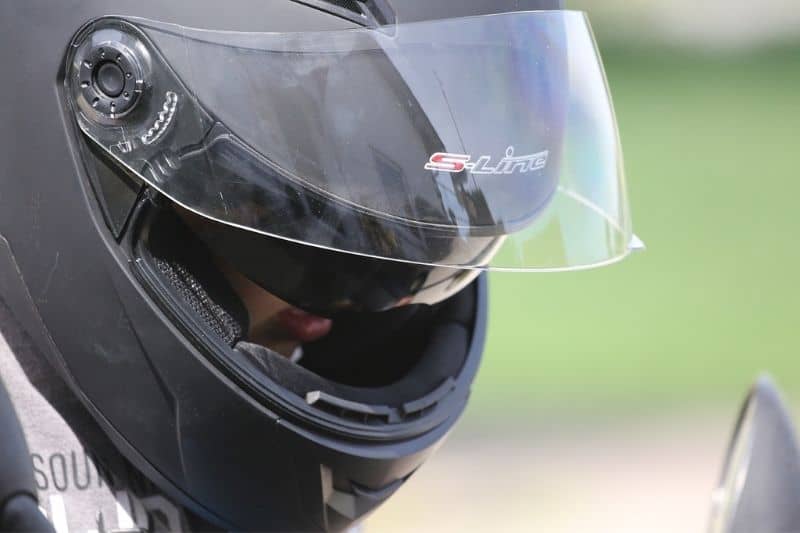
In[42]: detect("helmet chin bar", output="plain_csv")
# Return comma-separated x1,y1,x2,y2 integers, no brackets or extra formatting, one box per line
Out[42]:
119,199,486,528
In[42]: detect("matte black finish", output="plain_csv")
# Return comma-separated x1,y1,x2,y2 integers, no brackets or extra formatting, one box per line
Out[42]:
0,377,34,510
0,1,561,531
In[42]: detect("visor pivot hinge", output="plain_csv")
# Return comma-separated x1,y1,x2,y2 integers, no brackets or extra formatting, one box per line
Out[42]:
74,36,145,121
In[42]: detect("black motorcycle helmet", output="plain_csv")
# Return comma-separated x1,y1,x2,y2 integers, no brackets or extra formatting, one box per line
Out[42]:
0,1,635,530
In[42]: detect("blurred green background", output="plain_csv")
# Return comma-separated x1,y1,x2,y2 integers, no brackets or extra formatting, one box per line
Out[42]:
475,39,800,421
372,3,800,531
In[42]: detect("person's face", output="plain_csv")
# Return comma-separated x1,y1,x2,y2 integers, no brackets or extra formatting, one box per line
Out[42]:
220,261,333,356
177,206,332,357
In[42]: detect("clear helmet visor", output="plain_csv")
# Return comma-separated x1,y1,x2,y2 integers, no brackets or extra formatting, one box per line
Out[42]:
67,11,638,272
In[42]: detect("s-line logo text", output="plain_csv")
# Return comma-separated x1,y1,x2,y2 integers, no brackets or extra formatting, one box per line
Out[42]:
425,146,548,175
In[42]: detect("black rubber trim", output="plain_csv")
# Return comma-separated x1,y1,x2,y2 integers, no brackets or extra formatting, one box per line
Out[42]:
0,376,37,518
1,493,54,533
401,378,455,417
306,390,397,424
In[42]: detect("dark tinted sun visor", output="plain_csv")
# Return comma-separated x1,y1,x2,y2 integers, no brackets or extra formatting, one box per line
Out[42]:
67,11,639,271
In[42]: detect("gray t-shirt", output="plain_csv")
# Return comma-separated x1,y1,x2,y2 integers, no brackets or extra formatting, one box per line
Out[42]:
0,303,188,533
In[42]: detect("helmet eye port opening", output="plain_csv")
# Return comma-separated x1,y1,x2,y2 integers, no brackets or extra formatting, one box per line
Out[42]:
130,202,479,438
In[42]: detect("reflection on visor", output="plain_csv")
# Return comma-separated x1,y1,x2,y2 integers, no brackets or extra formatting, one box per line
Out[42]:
66,11,636,271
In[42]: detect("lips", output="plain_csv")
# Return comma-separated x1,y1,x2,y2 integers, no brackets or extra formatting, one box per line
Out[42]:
277,307,333,343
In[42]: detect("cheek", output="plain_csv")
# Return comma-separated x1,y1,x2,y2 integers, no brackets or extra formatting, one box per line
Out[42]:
222,262,292,328
246,290,292,325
